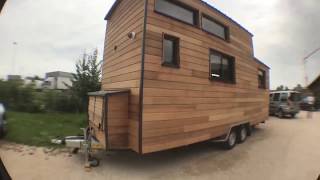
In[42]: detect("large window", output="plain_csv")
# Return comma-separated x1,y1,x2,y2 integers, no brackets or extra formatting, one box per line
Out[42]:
258,69,266,89
155,0,198,26
202,15,228,40
162,34,180,68
209,50,235,83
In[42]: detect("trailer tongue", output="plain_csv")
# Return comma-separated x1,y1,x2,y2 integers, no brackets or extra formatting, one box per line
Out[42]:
51,128,103,168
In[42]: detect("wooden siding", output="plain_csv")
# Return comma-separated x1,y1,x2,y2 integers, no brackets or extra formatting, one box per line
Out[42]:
101,0,145,152
107,93,130,149
88,96,107,148
141,0,269,153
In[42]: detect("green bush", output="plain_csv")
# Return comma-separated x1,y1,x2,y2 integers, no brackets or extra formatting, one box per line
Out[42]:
0,80,83,113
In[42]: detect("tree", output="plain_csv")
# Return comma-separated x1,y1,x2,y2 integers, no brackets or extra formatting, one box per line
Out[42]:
70,49,102,112
293,84,304,92
276,85,289,91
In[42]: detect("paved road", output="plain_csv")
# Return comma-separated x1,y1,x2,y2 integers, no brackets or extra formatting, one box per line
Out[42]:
1,112,320,180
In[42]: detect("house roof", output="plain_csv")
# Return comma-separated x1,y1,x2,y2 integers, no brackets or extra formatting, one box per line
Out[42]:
308,74,320,89
254,58,270,69
105,0,253,36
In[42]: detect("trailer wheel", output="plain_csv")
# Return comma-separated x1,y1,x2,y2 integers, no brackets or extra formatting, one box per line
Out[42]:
89,157,100,167
223,129,237,150
277,109,284,119
247,125,252,136
237,126,248,143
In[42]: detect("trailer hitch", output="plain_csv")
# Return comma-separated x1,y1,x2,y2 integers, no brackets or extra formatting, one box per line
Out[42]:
51,127,103,168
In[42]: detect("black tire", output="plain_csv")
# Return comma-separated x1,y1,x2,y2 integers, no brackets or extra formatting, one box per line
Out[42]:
237,126,248,143
247,125,253,136
223,129,237,150
89,157,100,167
277,109,284,119
291,113,296,118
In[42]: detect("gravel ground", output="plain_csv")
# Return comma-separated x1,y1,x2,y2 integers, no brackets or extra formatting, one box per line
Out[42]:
1,111,320,180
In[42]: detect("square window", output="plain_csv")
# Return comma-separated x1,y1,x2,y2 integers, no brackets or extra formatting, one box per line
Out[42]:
202,14,229,40
162,34,180,68
209,50,235,83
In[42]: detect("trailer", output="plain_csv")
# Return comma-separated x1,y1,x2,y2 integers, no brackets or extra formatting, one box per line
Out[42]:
54,0,270,167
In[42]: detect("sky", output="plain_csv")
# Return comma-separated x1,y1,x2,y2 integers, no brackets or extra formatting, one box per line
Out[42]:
0,0,319,89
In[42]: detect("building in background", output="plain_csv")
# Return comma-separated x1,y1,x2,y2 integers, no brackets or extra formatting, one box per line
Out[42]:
42,71,73,90
308,75,320,109
24,76,45,90
0,0,7,13
7,75,22,82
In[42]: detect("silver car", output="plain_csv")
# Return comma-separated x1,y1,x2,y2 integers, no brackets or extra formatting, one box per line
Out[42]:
0,103,6,137
269,91,301,118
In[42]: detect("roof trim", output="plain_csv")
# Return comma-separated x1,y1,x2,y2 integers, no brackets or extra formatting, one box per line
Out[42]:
254,58,270,69
104,0,253,36
308,74,320,88
200,1,253,36
105,0,121,20
0,0,7,13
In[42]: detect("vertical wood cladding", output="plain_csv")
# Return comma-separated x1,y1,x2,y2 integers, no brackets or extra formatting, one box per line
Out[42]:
102,0,145,152
141,0,269,153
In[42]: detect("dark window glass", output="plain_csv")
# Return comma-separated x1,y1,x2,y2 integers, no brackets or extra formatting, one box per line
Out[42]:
202,15,228,40
162,34,179,67
281,93,289,102
258,69,266,89
209,50,235,83
273,93,280,101
155,0,197,25
289,93,301,102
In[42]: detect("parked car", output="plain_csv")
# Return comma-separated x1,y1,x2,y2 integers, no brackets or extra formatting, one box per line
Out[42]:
300,96,316,111
269,91,301,118
0,103,7,138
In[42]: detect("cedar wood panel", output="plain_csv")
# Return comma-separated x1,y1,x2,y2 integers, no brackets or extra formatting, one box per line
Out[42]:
88,96,107,148
101,0,270,154
107,93,130,149
102,0,145,152
141,0,269,153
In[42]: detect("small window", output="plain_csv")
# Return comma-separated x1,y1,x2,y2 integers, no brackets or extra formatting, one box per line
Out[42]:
273,93,280,101
162,34,180,68
202,15,228,40
258,69,266,89
209,50,235,83
155,0,198,25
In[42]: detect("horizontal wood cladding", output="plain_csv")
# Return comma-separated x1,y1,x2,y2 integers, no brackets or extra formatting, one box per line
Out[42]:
141,0,269,154
107,93,130,149
102,0,145,153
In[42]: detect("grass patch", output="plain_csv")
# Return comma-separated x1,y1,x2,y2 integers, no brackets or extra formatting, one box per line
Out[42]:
5,111,87,147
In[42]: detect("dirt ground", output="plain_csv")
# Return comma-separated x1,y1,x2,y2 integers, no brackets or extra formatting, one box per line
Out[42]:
1,111,320,180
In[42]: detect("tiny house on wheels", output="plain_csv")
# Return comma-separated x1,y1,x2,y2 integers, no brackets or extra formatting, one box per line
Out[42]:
86,0,270,158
